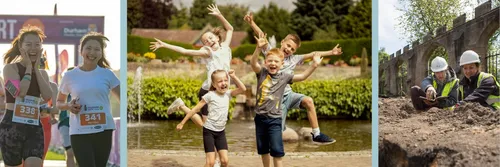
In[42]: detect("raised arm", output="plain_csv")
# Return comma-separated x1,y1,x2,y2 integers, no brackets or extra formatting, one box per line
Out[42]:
302,44,343,60
244,12,265,38
150,38,210,58
228,70,247,96
293,53,322,82
251,33,269,73
208,4,233,47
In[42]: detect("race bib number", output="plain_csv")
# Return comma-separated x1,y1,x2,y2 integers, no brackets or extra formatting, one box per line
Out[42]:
76,105,107,133
79,113,106,126
12,96,41,125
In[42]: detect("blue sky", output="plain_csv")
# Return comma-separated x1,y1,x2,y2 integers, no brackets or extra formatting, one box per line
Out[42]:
378,0,406,55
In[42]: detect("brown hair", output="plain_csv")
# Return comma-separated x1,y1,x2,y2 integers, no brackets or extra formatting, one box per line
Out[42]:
79,31,111,68
265,48,284,60
282,34,301,47
209,69,227,91
3,25,46,64
202,27,225,45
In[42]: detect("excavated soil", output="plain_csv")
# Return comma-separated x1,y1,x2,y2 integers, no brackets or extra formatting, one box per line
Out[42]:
379,98,500,167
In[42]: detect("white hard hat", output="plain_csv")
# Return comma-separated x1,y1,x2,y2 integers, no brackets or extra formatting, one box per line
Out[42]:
430,56,448,72
459,50,480,66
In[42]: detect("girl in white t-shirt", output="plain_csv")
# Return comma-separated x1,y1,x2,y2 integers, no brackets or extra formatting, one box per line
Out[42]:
56,32,120,167
149,4,234,125
169,69,246,167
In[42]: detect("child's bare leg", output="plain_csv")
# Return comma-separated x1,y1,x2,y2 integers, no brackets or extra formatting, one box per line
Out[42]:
205,152,216,167
179,106,204,127
217,150,228,167
273,157,283,167
301,97,319,129
260,154,271,167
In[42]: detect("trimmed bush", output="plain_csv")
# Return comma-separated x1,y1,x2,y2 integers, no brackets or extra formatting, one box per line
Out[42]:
128,77,372,120
288,79,372,120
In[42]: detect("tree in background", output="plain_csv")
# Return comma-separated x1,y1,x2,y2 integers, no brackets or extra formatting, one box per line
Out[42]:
169,3,190,29
245,2,294,44
127,0,175,33
291,0,352,41
189,0,216,30
338,0,371,39
396,0,462,43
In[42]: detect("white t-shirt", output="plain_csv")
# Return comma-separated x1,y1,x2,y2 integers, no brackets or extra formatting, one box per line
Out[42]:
202,90,231,132
59,66,120,135
262,44,304,94
201,46,232,90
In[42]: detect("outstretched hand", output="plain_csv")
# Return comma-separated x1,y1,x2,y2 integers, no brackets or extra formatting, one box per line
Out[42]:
331,44,342,55
149,38,166,52
254,33,268,49
207,4,222,16
244,12,254,24
312,52,323,66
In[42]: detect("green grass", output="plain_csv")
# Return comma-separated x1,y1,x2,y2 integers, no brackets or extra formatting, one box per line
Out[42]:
45,151,66,160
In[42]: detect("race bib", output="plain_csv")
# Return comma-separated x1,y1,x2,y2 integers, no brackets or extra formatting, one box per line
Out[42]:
77,105,107,133
12,96,41,125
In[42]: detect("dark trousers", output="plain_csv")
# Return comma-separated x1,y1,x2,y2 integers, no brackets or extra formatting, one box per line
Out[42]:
410,86,438,110
71,130,113,167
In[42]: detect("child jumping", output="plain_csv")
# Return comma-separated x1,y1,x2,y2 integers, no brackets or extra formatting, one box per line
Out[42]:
251,33,323,167
245,12,341,144
150,4,234,125
171,69,246,167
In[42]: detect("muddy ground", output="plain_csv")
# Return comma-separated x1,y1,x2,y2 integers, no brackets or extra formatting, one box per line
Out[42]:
378,98,500,167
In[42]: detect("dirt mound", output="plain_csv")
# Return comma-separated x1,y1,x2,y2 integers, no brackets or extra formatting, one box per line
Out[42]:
379,98,500,167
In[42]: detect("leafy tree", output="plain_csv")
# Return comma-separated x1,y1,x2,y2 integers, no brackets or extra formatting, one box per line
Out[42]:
291,0,352,41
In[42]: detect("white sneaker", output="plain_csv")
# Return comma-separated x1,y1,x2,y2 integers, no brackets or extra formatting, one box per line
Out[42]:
213,159,221,167
167,98,185,115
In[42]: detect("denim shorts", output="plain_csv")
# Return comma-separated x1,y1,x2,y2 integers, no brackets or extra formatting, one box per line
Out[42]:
254,114,284,157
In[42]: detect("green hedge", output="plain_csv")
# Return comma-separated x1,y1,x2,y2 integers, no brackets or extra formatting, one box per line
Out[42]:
232,38,372,65
288,79,372,119
127,77,235,119
127,35,371,65
128,77,371,120
127,35,195,62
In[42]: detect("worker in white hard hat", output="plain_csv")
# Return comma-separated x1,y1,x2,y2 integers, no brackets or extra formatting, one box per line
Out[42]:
410,56,459,110
457,50,500,110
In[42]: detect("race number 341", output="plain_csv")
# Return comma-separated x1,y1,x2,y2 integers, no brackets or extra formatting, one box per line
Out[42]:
79,113,106,126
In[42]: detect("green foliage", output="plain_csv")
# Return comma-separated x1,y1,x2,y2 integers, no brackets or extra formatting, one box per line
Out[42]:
396,0,462,43
189,0,216,29
233,38,372,65
169,3,190,29
313,25,339,41
291,0,352,41
127,35,195,61
378,47,390,63
127,0,176,33
127,77,371,120
127,77,236,119
245,2,294,44
217,4,250,31
339,0,371,39
288,79,372,119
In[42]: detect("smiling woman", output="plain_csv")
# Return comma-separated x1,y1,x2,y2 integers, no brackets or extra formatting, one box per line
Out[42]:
55,31,120,167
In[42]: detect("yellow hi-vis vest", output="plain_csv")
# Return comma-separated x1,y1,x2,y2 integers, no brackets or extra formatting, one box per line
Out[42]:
432,74,459,110
459,72,500,110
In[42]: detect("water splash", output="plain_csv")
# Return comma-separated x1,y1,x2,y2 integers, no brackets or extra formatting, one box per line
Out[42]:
128,66,143,125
